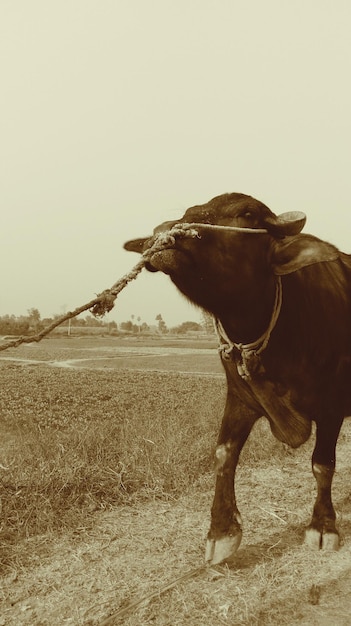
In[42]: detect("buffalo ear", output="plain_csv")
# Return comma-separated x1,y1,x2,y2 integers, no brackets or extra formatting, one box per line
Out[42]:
271,234,340,275
263,211,306,237
124,238,148,253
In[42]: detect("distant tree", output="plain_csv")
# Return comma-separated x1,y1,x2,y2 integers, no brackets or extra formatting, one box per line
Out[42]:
156,313,168,334
120,320,133,332
0,309,116,337
0,314,30,335
0,315,12,334
171,321,202,334
27,308,41,323
27,308,41,331
41,317,54,327
71,315,82,326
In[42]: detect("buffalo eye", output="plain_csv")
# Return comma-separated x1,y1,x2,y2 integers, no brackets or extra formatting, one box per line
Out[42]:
233,210,259,228
237,210,254,221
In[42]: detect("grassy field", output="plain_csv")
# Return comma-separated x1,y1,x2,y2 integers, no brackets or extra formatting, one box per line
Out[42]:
0,338,225,550
1,336,351,625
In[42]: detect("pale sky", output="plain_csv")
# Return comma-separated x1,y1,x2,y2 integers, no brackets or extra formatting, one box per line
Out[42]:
1,1,351,327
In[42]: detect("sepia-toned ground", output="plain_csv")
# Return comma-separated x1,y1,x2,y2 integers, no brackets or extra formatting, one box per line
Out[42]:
1,337,351,625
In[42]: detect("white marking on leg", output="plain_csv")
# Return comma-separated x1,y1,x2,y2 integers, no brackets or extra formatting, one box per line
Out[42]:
214,442,232,475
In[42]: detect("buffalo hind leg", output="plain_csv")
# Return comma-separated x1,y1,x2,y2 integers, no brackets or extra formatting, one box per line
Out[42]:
205,398,258,565
305,417,343,551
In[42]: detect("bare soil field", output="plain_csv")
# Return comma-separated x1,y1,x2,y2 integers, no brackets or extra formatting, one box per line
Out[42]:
1,337,351,625
0,335,222,375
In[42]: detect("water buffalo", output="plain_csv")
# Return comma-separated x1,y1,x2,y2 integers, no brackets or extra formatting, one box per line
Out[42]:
124,192,351,565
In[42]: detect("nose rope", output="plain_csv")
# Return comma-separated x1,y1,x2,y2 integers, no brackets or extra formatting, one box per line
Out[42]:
0,226,200,352
172,222,269,235
147,226,200,250
0,222,268,353
149,221,269,253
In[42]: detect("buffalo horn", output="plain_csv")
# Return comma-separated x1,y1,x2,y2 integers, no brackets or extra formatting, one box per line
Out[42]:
264,211,306,237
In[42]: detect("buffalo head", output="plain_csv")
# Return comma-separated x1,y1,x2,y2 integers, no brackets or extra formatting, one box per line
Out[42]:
124,192,338,324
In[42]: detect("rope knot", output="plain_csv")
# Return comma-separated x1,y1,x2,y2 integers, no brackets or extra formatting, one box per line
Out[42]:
90,291,116,317
154,233,176,247
237,349,263,380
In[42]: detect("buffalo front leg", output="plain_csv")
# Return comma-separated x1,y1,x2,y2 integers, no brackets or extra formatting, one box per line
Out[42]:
205,397,258,565
305,417,343,551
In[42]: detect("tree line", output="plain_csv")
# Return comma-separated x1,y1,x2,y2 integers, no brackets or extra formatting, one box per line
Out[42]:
0,309,215,336
0,308,116,336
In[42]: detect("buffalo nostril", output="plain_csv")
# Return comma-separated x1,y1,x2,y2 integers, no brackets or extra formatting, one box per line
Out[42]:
144,261,159,272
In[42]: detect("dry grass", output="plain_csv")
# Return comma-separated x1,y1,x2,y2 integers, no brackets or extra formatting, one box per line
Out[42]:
0,366,217,556
0,350,289,571
2,470,351,625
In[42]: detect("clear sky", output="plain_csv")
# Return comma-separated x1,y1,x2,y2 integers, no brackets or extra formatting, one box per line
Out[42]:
1,1,351,328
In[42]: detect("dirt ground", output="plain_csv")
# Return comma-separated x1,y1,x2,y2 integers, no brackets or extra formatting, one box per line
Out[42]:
1,460,351,626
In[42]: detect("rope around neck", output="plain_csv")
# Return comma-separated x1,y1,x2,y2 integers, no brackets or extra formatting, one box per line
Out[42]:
214,276,283,378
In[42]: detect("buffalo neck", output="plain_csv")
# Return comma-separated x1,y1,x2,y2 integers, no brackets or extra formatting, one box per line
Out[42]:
214,274,278,346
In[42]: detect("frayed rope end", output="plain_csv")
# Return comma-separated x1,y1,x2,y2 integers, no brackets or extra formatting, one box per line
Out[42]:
90,291,117,317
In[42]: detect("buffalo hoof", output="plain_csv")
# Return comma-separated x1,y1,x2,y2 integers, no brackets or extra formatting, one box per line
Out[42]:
305,528,340,551
205,531,242,565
